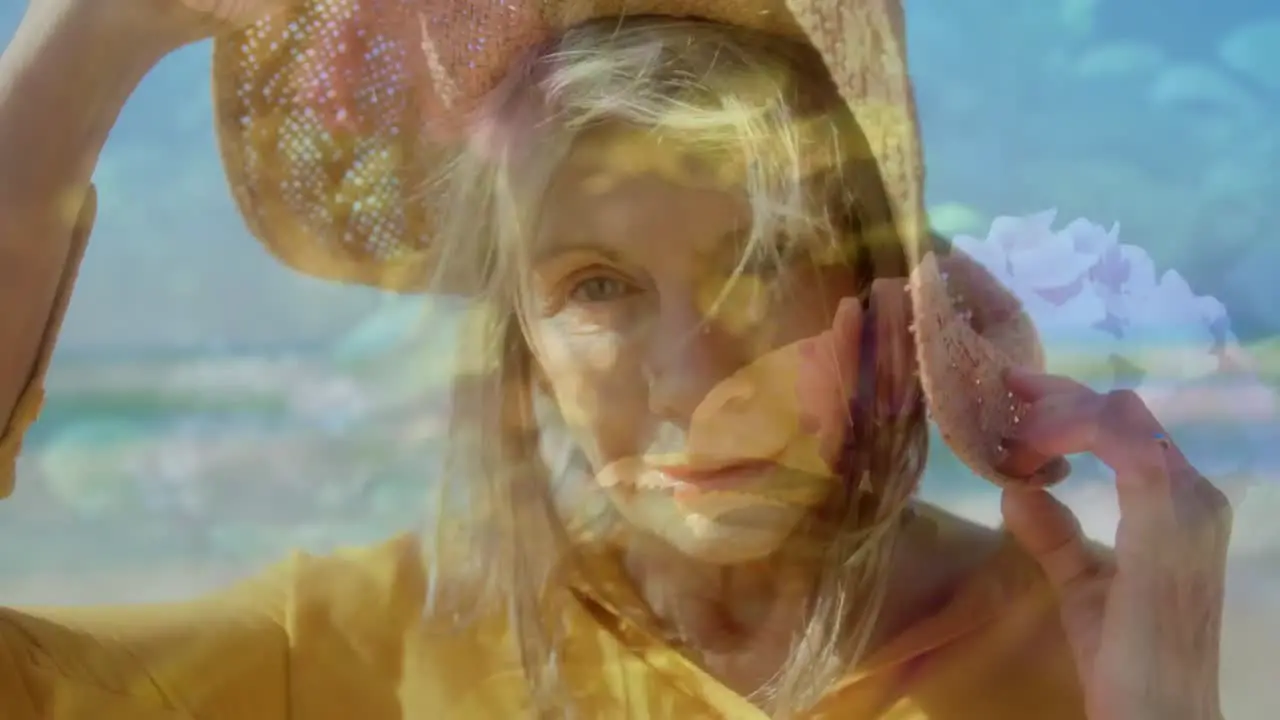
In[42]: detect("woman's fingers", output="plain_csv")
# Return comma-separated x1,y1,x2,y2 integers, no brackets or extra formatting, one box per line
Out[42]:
1000,487,1110,678
1001,370,1233,562
1004,365,1092,398
1002,369,1233,718
997,367,1096,479
1001,488,1100,590
1009,386,1181,520
1005,367,1189,475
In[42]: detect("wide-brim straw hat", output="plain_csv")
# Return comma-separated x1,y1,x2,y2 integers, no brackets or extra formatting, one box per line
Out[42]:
211,0,1049,489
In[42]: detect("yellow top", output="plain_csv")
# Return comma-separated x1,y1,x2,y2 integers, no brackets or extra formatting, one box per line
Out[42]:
0,532,1087,719
0,187,1087,719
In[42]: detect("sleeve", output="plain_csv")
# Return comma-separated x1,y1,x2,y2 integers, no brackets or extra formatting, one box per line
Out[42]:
0,534,425,720
0,185,96,499
0,564,294,719
0,183,425,718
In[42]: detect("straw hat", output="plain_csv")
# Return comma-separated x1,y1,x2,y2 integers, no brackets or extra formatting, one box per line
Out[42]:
211,0,1050,488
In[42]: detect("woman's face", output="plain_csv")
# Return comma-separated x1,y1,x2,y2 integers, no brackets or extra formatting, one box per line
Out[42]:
523,128,865,564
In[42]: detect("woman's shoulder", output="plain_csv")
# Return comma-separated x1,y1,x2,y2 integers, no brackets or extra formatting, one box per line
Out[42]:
917,500,1113,595
896,504,1091,718
286,533,426,601
278,532,431,650
280,532,506,635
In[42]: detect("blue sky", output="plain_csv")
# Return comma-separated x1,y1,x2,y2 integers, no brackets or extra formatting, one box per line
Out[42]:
3,2,1277,355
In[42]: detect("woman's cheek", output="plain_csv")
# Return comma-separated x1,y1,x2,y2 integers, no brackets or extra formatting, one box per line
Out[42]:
686,332,847,476
536,323,634,434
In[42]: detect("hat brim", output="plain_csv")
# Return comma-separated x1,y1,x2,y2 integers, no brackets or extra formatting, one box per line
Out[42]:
212,0,1048,487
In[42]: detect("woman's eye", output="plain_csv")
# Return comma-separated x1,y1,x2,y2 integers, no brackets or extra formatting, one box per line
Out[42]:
568,275,632,303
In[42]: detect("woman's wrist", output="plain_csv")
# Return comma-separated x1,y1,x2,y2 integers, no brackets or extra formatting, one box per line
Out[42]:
16,0,194,80
0,0,182,426
1,0,176,208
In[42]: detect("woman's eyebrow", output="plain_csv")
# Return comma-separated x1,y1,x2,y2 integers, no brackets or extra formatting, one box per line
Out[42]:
531,241,627,266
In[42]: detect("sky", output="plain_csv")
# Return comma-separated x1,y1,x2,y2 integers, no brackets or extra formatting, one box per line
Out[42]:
2,1,1278,356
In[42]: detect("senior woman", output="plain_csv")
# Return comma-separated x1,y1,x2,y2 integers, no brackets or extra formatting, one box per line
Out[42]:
0,0,1231,718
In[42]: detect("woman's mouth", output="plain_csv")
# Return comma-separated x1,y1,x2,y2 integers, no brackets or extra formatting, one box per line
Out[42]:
649,460,779,498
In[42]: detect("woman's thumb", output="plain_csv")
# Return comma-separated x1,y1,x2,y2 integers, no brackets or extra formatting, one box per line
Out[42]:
1001,488,1099,593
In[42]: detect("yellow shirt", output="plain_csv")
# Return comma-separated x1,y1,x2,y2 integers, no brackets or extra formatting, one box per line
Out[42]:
0,187,1087,719
0,531,1087,719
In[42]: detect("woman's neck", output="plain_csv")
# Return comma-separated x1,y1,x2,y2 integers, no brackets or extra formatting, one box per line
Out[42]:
616,503,959,699
622,533,813,644
620,531,816,695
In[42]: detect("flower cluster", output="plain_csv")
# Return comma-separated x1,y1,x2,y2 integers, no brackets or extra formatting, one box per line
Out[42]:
953,210,1235,379
952,210,1278,483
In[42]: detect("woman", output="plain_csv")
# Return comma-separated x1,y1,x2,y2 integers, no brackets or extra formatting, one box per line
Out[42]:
0,0,1232,718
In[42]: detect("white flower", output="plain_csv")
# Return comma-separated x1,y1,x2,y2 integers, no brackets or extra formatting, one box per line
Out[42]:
953,209,1234,384
954,211,1110,349
952,210,1279,483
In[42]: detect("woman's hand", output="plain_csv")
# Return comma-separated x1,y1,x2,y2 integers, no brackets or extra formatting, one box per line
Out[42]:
998,368,1231,720
31,0,299,54
166,0,301,42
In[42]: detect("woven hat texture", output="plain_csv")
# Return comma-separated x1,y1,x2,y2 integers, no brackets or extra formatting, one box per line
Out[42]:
211,0,1047,487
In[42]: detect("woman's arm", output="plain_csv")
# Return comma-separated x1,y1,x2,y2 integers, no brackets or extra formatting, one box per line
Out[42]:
0,0,179,494
0,535,424,719
0,566,294,719
0,4,419,718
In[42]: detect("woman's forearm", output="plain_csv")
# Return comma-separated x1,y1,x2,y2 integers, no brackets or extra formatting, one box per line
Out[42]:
0,0,176,420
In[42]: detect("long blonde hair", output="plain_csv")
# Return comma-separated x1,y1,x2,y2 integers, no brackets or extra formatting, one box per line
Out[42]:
419,17,928,717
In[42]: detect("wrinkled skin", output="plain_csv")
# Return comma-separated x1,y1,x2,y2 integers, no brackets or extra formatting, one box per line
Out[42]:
525,127,863,565
523,126,1231,715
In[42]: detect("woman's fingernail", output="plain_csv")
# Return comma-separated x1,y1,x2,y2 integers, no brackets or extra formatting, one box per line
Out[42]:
996,437,1054,479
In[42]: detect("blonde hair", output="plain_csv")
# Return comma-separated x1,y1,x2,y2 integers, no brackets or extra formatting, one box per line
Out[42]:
421,17,928,717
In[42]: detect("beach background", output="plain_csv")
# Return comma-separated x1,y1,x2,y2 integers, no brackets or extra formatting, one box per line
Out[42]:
2,1,1279,716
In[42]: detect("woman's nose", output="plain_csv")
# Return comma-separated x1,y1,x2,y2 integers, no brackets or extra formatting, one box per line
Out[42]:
642,299,752,426
644,301,816,466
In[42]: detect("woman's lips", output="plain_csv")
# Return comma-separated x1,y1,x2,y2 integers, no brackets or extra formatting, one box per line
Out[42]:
650,460,778,497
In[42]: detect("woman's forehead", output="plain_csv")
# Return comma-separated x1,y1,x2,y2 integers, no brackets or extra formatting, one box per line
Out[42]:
535,130,753,260
565,126,745,190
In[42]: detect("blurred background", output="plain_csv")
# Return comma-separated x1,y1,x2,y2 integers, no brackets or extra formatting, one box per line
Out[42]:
1,1,1278,715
